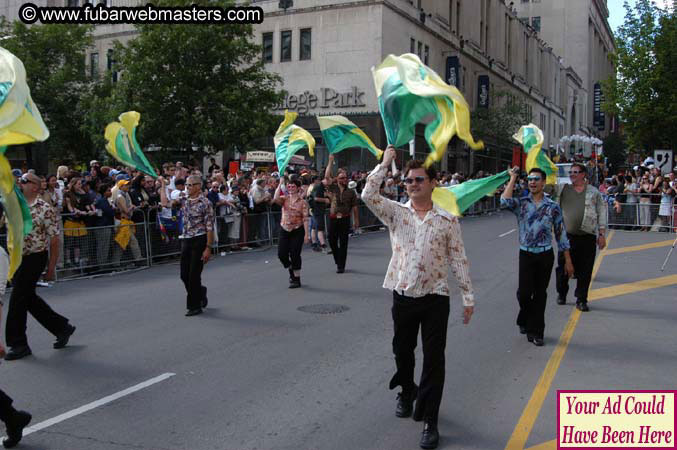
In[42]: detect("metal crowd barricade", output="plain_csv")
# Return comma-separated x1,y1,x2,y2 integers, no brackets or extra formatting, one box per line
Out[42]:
607,198,675,232
10,190,515,283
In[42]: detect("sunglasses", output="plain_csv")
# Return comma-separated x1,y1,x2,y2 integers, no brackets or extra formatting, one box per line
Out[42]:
569,171,582,175
404,176,428,184
527,176,542,182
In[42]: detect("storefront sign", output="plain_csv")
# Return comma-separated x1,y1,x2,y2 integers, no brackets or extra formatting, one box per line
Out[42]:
245,151,275,162
273,87,367,114
477,75,490,108
445,56,460,88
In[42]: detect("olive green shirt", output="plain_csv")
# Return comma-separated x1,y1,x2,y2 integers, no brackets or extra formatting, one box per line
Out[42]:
560,184,587,236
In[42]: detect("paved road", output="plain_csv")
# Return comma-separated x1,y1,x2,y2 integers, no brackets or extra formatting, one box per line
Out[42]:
1,212,676,450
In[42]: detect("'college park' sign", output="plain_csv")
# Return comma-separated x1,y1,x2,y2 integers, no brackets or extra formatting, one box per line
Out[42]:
273,87,367,114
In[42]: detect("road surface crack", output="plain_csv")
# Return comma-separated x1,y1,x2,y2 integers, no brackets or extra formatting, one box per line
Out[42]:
35,429,177,450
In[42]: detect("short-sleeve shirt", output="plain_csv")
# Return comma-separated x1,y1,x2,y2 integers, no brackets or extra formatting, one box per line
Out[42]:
327,183,358,216
25,197,58,255
180,195,214,239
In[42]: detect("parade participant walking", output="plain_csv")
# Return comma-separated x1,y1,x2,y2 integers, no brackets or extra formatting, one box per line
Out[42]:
501,167,573,346
5,173,76,361
0,210,32,447
362,146,475,450
308,176,329,252
325,154,359,273
554,162,607,312
273,176,310,288
160,175,214,316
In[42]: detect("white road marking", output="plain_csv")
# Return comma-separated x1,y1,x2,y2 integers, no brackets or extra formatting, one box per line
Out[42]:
21,372,175,438
499,229,516,238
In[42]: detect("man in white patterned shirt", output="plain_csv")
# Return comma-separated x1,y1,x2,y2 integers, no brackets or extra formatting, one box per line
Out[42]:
362,146,475,450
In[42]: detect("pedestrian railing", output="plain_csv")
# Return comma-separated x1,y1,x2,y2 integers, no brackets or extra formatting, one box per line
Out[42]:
606,202,676,232
5,194,515,282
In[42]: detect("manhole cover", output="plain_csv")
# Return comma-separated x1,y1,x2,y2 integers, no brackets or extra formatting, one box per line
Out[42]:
297,304,350,315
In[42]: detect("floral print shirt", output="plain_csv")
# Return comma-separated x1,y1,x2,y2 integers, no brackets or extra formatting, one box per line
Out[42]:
500,195,570,251
280,194,309,232
180,195,214,238
25,197,59,255
361,163,475,306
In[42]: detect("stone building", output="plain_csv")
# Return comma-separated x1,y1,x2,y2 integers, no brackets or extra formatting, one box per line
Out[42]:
1,0,616,174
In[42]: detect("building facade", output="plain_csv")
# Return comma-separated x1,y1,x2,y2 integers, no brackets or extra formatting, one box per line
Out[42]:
1,0,615,174
513,0,616,140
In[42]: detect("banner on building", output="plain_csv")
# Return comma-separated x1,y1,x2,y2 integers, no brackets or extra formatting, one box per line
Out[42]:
593,83,605,130
477,75,490,108
445,56,460,88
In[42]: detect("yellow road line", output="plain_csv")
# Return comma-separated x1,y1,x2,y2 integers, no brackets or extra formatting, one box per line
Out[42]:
504,231,614,450
603,239,675,256
589,274,677,301
525,440,555,450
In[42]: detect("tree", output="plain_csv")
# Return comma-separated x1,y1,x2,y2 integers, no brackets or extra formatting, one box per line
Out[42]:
109,0,283,159
602,132,627,171
0,20,96,165
470,90,533,148
602,0,677,153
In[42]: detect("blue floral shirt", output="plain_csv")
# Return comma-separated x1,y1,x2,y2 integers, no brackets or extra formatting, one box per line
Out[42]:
501,195,570,251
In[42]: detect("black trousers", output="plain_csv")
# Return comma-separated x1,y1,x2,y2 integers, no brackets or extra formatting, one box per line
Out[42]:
517,249,555,339
278,226,304,271
180,235,207,310
0,389,15,424
390,291,449,424
556,234,597,304
6,251,69,348
328,216,350,270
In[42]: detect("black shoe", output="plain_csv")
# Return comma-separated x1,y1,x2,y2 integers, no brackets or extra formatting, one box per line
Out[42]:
201,286,208,308
54,324,76,349
576,302,589,312
4,346,32,361
518,325,527,335
312,245,321,252
526,334,534,343
533,337,544,346
336,267,345,274
557,295,566,305
395,385,418,418
185,308,203,316
3,410,31,448
420,421,439,449
288,268,295,283
289,276,301,289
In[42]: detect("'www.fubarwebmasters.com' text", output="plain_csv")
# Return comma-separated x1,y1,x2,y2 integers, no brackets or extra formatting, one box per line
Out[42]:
18,3,263,25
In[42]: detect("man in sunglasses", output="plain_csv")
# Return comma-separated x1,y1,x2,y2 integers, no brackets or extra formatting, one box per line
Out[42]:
362,146,474,450
325,154,359,273
159,175,214,317
553,162,607,312
4,173,76,361
502,167,573,347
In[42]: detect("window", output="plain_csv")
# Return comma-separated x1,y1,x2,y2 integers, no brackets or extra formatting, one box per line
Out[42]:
521,0,529,3
410,38,416,53
456,1,461,37
90,52,99,78
67,0,78,6
532,16,541,32
107,49,117,83
98,0,107,6
424,45,429,65
417,41,422,58
299,28,311,60
280,30,292,62
540,112,546,130
262,33,273,63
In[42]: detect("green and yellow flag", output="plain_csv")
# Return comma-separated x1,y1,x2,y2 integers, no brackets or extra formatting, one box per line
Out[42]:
372,53,483,167
317,115,383,160
432,171,510,217
513,124,557,185
0,47,45,279
105,111,158,178
274,110,315,175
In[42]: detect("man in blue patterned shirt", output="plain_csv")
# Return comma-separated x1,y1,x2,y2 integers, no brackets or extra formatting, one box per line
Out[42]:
501,167,574,346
